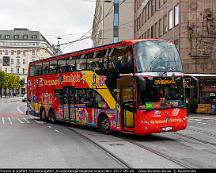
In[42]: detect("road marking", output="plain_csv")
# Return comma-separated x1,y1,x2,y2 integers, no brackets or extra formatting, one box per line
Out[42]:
22,118,30,124
2,117,5,125
55,129,60,133
34,120,44,124
17,118,25,124
48,126,52,129
17,105,25,114
8,117,12,125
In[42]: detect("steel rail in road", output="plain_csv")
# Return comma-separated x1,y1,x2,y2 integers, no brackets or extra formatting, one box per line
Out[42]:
67,127,132,169
124,139,190,169
172,132,216,147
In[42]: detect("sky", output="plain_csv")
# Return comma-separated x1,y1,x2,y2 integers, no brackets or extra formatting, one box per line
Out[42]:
0,0,96,53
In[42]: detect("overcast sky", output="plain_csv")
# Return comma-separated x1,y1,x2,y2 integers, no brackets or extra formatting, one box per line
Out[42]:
0,0,96,53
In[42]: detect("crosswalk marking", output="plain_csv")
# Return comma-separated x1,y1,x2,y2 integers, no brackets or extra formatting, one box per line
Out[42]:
0,117,32,125
2,117,5,125
17,118,25,124
22,118,30,123
8,117,12,125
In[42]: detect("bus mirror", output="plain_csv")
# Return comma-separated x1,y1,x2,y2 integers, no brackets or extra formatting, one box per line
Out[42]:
137,76,146,92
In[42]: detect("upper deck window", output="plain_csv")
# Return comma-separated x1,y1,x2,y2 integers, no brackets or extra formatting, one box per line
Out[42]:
135,40,183,73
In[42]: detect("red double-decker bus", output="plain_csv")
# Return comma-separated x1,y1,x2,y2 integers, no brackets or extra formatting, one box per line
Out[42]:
27,39,187,135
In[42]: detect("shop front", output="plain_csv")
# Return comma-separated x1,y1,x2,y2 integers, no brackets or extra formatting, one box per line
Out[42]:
185,74,216,114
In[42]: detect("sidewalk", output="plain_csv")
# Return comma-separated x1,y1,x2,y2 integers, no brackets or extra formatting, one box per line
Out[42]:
189,113,216,120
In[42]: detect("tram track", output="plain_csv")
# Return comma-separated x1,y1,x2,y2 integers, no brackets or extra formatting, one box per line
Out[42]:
122,138,190,169
171,132,216,147
66,127,132,169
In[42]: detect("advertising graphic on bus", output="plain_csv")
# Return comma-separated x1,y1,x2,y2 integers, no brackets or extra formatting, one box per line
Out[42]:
27,39,187,135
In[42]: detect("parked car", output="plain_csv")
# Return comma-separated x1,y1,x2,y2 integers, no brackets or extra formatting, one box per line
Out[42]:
22,94,27,102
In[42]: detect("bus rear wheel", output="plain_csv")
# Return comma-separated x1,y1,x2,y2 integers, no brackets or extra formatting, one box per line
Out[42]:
50,109,57,124
40,109,46,121
98,114,111,134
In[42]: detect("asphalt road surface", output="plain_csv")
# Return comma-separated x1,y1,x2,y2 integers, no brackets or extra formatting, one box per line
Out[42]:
0,97,216,169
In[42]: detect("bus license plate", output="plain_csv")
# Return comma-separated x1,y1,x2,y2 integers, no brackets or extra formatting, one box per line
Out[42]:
161,127,173,132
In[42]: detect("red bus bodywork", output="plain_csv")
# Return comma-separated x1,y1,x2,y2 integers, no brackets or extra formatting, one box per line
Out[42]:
27,39,188,135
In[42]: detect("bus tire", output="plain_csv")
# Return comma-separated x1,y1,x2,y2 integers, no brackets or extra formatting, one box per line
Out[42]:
98,114,111,134
49,109,57,124
40,108,46,121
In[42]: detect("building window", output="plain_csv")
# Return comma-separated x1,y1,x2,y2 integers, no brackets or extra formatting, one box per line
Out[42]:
32,35,37,40
23,35,28,39
0,50,2,55
17,68,20,74
163,14,168,34
159,0,163,8
174,4,180,26
5,50,8,55
5,35,10,39
147,2,150,20
151,0,155,16
151,26,154,38
14,35,19,39
11,50,14,55
23,59,26,64
3,56,10,66
159,18,163,37
154,22,158,38
5,68,7,73
32,50,36,55
11,59,14,64
23,68,25,74
17,59,20,64
168,10,174,30
155,0,159,11
17,50,21,55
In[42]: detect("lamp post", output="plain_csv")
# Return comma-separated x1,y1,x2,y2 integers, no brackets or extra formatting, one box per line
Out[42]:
57,36,62,55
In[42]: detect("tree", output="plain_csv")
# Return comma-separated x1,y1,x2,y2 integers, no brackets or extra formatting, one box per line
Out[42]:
0,71,6,97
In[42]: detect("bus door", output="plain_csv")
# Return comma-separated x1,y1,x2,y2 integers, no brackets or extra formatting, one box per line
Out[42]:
62,87,76,122
119,75,136,131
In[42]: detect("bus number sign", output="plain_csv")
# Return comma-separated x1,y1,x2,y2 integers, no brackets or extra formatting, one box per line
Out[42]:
154,79,176,85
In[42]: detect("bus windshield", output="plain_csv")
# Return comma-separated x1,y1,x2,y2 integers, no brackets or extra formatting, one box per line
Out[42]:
135,40,183,72
138,77,185,110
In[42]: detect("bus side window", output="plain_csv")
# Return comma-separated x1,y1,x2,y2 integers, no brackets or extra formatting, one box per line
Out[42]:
86,52,95,70
121,48,134,74
29,65,35,76
35,63,42,76
76,54,87,70
57,59,66,73
49,60,57,74
42,62,49,75
66,58,76,72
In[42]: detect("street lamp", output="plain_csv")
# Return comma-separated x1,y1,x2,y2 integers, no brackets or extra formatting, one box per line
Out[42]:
57,36,62,55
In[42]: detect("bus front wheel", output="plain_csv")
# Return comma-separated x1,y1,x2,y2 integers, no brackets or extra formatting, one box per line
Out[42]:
98,114,111,134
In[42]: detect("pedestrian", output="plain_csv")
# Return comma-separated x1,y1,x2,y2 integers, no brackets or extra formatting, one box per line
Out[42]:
211,98,216,114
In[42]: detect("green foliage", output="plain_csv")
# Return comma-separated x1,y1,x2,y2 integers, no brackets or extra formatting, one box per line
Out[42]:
0,71,21,89
20,79,25,87
0,71,6,88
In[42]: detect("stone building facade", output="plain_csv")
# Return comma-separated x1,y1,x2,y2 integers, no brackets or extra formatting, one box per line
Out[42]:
91,0,134,47
0,28,56,83
134,0,216,104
